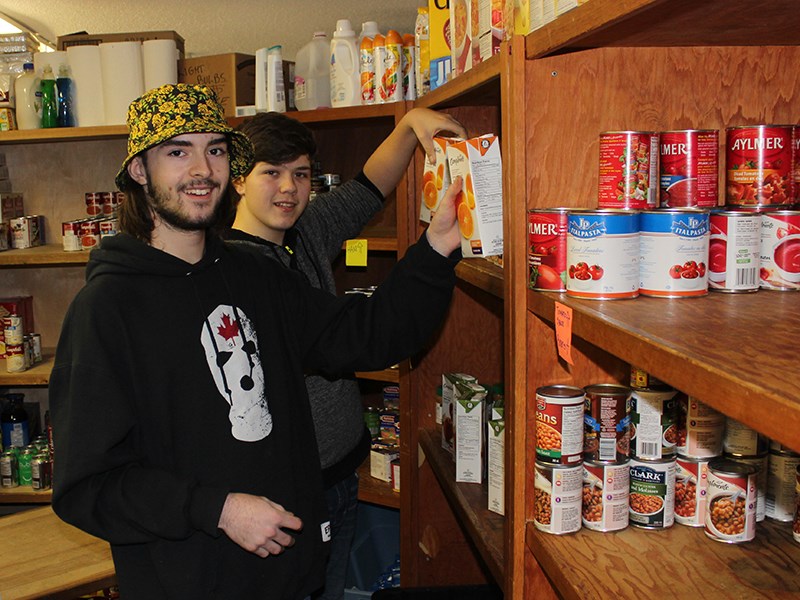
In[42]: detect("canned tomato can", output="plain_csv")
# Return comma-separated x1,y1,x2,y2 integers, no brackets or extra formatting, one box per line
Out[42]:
80,219,102,250
726,125,793,207
675,396,725,458
766,449,800,522
85,192,103,217
723,417,769,456
630,366,665,390
629,456,676,529
533,461,583,534
630,387,679,460
706,457,758,543
759,209,800,290
639,209,709,297
598,131,659,209
566,209,640,299
0,221,8,251
659,129,719,208
528,208,569,292
535,385,585,465
707,209,761,292
794,125,800,203
724,452,767,522
583,384,631,462
582,460,630,532
0,449,19,488
675,455,710,527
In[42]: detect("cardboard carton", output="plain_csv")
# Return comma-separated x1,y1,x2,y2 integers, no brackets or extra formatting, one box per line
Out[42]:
420,136,457,223
488,418,505,514
178,53,256,117
429,0,452,90
442,372,477,457
454,380,487,483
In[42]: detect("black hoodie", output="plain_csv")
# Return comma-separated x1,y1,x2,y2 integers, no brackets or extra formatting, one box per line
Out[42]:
50,231,457,599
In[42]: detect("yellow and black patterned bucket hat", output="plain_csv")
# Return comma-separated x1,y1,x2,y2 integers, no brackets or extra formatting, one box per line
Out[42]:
115,83,254,190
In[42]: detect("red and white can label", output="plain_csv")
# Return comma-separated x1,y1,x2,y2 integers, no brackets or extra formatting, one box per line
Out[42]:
598,131,659,209
535,386,585,465
726,125,793,206
528,208,568,292
534,461,583,534
675,456,710,527
659,129,719,208
705,460,757,543
676,396,724,458
80,219,101,250
793,125,800,203
708,210,761,292
582,460,630,532
62,220,83,252
760,210,800,290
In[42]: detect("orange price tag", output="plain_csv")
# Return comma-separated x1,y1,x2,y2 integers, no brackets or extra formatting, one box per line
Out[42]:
554,301,574,365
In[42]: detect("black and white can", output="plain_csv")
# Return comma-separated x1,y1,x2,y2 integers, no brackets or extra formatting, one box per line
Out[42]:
766,449,800,522
723,417,769,456
631,387,679,459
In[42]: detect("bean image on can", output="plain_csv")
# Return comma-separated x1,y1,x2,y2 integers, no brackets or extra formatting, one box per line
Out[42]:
631,387,680,460
708,209,761,292
659,129,719,208
535,385,585,465
582,460,630,532
528,208,569,292
629,457,676,529
675,456,710,527
759,209,800,290
598,131,659,209
534,461,583,535
583,383,631,463
705,457,758,543
726,125,793,207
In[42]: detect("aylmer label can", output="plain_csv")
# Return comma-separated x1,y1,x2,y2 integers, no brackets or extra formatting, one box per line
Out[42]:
659,129,719,208
759,209,800,291
675,455,711,527
598,131,659,209
534,461,583,534
726,125,793,207
708,209,761,292
630,386,679,460
582,460,630,532
583,384,631,463
706,457,758,543
535,385,585,465
629,456,676,529
528,208,569,292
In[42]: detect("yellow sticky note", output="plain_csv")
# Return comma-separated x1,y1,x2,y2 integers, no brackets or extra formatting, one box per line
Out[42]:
345,239,368,267
554,301,574,365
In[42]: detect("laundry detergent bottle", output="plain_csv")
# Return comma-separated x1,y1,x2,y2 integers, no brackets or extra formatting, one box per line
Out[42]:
330,19,360,107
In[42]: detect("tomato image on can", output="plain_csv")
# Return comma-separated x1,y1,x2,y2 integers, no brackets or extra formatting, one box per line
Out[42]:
659,129,719,208
708,210,761,293
528,208,569,292
759,209,800,290
599,131,659,209
726,125,793,206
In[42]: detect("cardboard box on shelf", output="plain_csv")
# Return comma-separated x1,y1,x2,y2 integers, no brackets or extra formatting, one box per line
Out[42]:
179,53,256,118
429,0,452,90
57,30,186,58
487,418,505,515
454,380,487,483
370,442,400,482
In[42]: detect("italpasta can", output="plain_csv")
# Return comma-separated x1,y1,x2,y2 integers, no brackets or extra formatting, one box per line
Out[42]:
723,417,769,456
659,129,719,208
535,385,585,465
707,209,762,292
629,456,676,529
675,455,711,527
630,387,679,460
528,208,569,292
706,457,758,543
639,209,710,297
582,460,630,532
726,125,793,207
583,384,631,462
534,461,583,534
724,452,767,522
566,209,640,300
766,449,800,522
759,209,800,290
598,131,659,209
675,396,725,458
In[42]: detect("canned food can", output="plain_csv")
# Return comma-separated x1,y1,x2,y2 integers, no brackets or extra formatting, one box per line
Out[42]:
85,192,103,217
759,209,800,290
99,218,119,238
583,384,631,462
629,456,676,529
630,387,679,459
533,461,583,534
794,125,800,203
31,454,51,490
708,209,761,292
675,455,710,527
0,450,19,488
31,333,42,364
80,219,102,250
535,385,585,465
724,452,767,522
566,209,640,300
726,125,793,207
639,209,710,297
0,221,8,251
723,417,769,456
598,131,659,209
102,192,121,216
582,460,630,532
766,450,800,522
3,314,23,345
5,344,26,373
629,366,666,390
675,396,725,458
706,457,758,543
62,220,84,252
9,216,33,249
659,129,719,208
793,465,800,543
528,208,569,292
17,446,35,486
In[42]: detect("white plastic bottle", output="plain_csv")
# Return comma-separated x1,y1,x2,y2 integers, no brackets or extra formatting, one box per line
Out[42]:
330,19,360,108
358,21,380,47
294,32,331,111
14,63,41,130
267,45,286,113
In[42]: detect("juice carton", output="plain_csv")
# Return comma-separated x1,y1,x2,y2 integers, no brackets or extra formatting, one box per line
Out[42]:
428,0,452,90
446,134,504,257
487,418,505,515
420,136,459,223
454,380,487,483
442,372,477,457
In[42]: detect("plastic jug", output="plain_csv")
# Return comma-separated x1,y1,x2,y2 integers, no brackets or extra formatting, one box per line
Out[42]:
294,32,331,111
358,21,380,47
330,19,360,108
13,63,41,130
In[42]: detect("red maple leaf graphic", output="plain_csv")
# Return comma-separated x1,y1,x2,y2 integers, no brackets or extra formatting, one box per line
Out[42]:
217,313,240,342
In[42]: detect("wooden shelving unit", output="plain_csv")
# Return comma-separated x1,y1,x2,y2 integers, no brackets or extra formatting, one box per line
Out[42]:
356,459,399,510
0,350,55,387
0,245,90,267
0,486,52,504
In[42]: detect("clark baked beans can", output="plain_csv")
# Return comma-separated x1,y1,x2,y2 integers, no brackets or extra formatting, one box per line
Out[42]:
583,384,631,462
528,208,569,292
639,209,710,297
535,385,585,465
598,131,659,209
534,461,583,534
675,456,710,527
707,209,761,292
659,129,719,208
566,209,640,299
759,209,800,290
766,449,800,522
631,387,679,460
629,456,676,529
706,457,758,543
582,460,630,532
675,396,725,459
726,125,793,207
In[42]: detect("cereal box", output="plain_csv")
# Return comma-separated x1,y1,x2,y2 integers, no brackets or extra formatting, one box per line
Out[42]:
420,136,459,223
479,0,511,60
429,0,452,90
455,380,487,483
450,0,477,76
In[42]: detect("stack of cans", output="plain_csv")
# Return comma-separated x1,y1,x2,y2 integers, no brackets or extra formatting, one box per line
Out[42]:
0,434,51,490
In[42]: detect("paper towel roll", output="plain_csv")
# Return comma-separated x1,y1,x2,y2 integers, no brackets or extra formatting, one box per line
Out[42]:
143,39,178,91
255,47,269,112
100,41,144,125
66,46,105,127
34,51,68,76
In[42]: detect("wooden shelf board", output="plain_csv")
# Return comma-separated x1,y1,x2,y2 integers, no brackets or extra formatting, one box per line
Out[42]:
340,226,398,253
0,125,128,145
418,427,505,585
356,368,400,384
0,244,90,267
527,290,800,451
415,52,502,109
357,458,400,510
0,349,55,386
455,259,504,299
0,486,52,504
526,518,800,600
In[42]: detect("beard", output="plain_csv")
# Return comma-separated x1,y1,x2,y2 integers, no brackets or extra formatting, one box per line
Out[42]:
144,168,224,231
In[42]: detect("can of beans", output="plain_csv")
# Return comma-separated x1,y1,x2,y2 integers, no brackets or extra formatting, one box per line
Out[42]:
535,385,585,465
528,208,570,292
675,455,710,527
724,452,767,522
793,465,800,543
598,131,659,209
659,129,719,208
726,125,793,207
723,417,769,456
639,209,710,297
566,209,640,300
629,456,676,529
675,396,725,458
582,460,630,532
630,387,679,460
759,209,800,290
706,457,758,543
533,461,583,534
766,449,800,522
583,384,631,462
707,209,762,292
630,366,665,390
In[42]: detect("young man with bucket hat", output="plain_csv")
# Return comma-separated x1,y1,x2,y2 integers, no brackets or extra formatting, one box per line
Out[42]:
49,83,464,599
